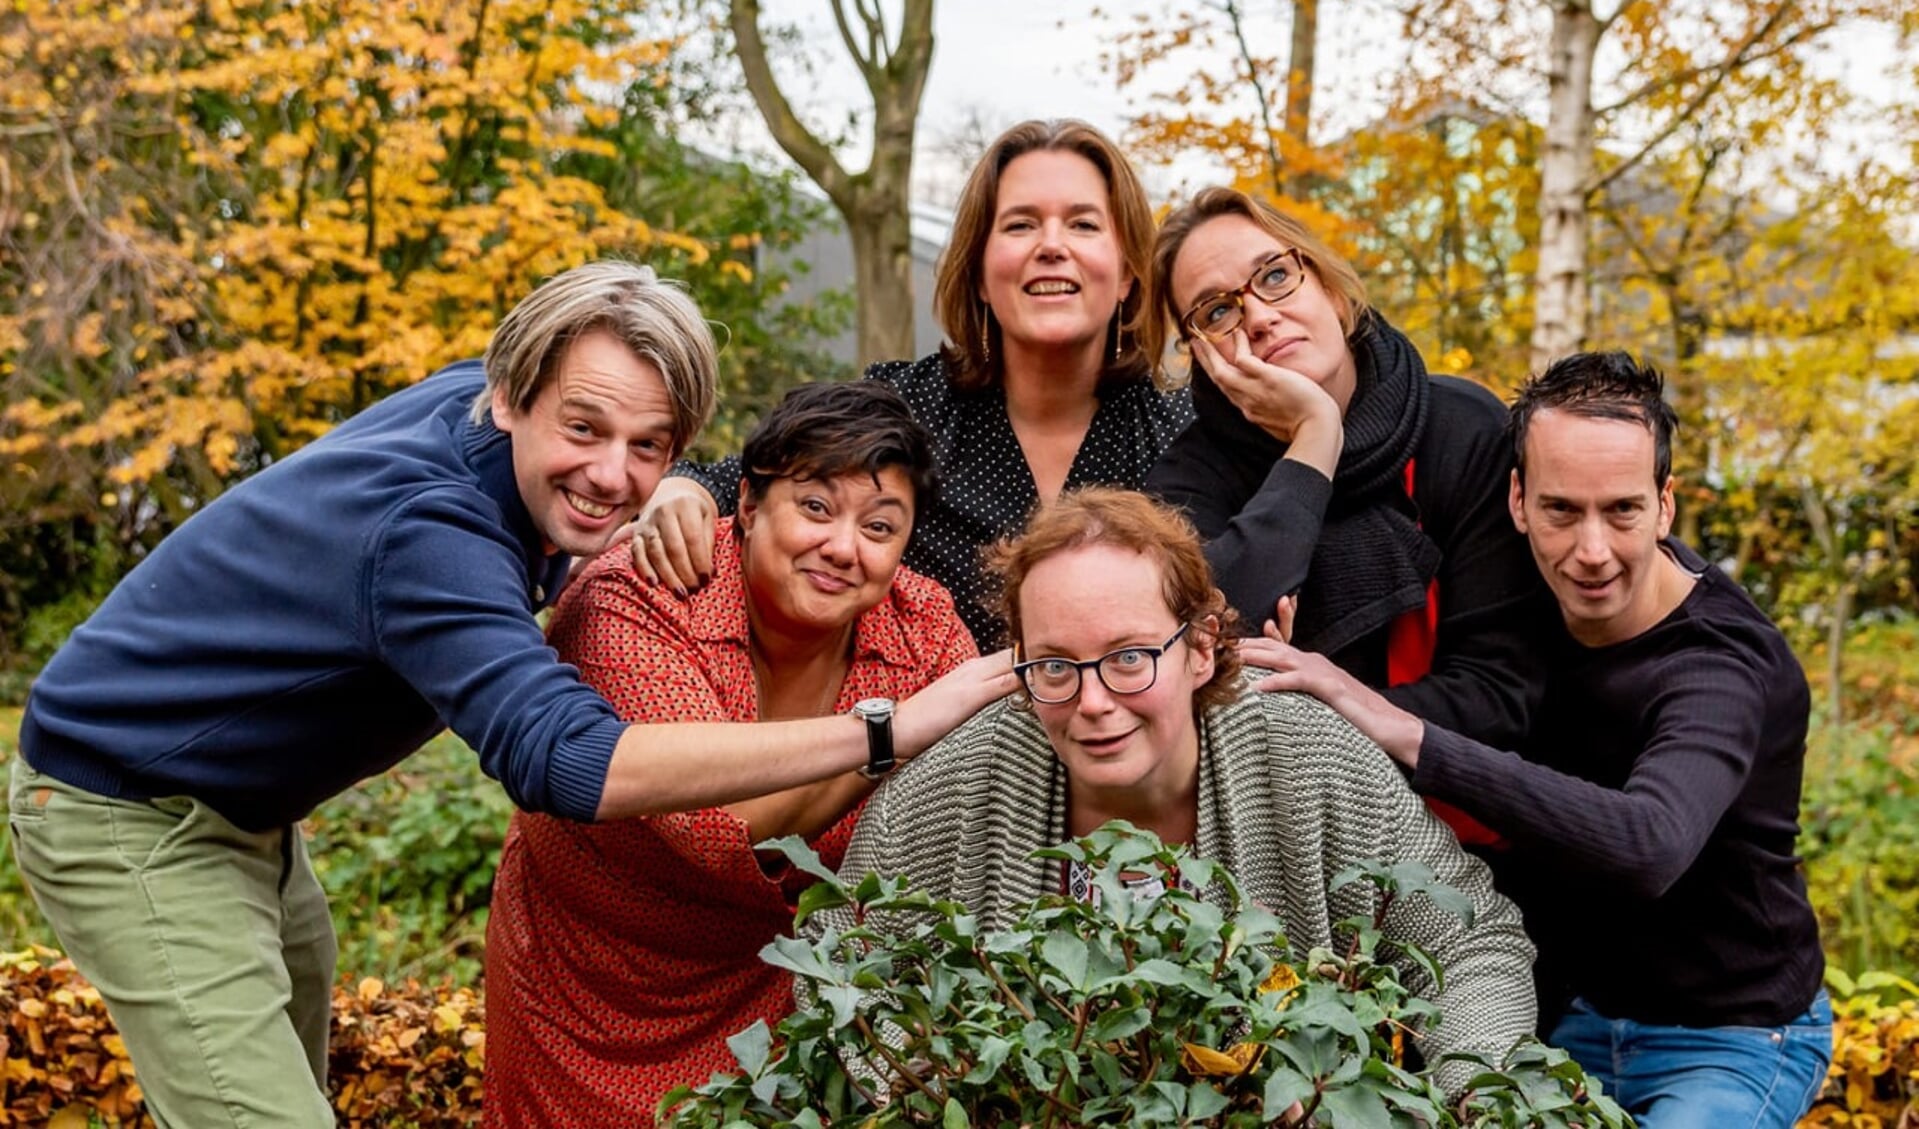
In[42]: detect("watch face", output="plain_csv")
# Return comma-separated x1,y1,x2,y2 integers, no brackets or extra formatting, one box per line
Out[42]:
854,697,895,721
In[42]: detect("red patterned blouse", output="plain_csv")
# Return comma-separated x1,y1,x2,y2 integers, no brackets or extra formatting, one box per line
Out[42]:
483,521,976,1126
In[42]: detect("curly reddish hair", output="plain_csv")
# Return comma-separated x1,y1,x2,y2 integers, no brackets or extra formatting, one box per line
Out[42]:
986,487,1242,710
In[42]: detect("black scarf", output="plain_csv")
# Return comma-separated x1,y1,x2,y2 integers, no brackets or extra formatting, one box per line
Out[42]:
1191,315,1440,655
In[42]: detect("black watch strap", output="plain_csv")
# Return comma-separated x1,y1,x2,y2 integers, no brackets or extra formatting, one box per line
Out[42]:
852,698,896,780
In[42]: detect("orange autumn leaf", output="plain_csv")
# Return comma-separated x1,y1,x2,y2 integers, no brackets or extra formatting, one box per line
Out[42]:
1260,963,1302,997
1180,1040,1264,1077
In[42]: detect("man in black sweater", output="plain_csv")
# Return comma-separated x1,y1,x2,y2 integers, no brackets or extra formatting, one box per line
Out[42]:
1245,351,1829,1128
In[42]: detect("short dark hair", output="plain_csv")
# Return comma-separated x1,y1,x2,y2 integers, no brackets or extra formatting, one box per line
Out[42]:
740,380,938,518
1509,351,1679,487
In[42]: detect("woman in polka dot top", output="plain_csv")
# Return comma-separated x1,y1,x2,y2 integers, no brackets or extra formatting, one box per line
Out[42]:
481,383,1008,1126
632,119,1194,649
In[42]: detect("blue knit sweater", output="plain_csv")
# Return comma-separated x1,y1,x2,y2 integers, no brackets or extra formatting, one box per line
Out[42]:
21,362,625,831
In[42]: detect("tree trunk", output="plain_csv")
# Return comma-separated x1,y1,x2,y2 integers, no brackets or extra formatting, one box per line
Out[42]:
1530,0,1600,373
728,0,931,368
1798,478,1852,745
847,188,917,367
1282,0,1319,197
1284,0,1318,146
1827,579,1850,738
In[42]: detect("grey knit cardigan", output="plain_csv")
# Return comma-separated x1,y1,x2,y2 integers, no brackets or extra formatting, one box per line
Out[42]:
837,675,1538,1092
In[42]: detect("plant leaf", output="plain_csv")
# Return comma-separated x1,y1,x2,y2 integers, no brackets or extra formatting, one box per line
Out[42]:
794,880,852,927
757,835,841,885
727,1019,773,1077
941,1096,970,1129
1041,932,1090,990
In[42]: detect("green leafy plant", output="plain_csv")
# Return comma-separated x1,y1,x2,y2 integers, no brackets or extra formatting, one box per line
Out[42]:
304,733,513,985
662,824,1630,1128
1800,721,1919,979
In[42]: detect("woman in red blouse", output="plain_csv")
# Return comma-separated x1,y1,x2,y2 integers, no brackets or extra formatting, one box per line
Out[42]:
483,381,994,1126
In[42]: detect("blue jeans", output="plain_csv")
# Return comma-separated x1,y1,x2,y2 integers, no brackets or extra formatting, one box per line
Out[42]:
1548,992,1833,1129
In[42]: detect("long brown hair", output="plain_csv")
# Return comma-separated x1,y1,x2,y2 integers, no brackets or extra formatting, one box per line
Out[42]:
1142,187,1370,377
934,120,1158,392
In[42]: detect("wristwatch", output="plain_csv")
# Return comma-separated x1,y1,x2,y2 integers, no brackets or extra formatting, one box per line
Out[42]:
851,698,897,780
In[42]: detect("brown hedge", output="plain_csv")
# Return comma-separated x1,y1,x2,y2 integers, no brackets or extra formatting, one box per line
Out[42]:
2,947,485,1128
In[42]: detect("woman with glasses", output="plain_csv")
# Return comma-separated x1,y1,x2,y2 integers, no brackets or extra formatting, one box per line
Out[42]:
834,487,1536,1093
628,120,1191,649
1141,188,1545,843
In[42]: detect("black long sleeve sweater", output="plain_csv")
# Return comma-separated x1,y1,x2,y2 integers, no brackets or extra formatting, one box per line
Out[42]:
1414,539,1824,1027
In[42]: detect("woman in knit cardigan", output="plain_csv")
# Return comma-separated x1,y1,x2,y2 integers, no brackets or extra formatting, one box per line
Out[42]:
1142,189,1546,848
836,488,1536,1094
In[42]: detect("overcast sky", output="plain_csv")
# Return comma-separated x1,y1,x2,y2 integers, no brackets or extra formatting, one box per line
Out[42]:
731,0,1411,201
726,1,1913,208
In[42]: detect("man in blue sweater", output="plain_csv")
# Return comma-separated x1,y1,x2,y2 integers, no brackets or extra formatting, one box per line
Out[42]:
1246,352,1829,1127
8,261,1014,1126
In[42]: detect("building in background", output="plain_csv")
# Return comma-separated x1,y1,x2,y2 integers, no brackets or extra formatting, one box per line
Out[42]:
766,195,954,366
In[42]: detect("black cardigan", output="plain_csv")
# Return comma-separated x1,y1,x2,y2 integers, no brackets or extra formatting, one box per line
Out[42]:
1147,371,1547,748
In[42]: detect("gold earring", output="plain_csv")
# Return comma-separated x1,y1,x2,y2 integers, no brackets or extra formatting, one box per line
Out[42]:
980,302,992,363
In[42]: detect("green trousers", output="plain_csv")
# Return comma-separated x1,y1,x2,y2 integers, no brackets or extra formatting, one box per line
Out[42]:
8,757,338,1128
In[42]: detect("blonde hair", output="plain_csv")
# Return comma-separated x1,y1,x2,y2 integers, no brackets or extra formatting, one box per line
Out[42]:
986,487,1242,710
934,120,1158,391
1142,187,1370,371
473,260,718,458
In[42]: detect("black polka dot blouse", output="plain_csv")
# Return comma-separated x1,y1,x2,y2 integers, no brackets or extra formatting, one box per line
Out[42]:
670,352,1195,649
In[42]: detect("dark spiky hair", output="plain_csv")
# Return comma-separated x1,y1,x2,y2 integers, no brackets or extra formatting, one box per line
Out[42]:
1509,350,1679,487
739,381,938,518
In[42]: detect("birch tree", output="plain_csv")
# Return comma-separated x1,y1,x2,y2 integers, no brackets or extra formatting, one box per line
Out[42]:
1398,0,1895,370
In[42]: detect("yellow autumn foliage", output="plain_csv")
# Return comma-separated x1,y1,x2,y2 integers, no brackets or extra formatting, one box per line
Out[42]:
1179,1039,1265,1077
1802,976,1919,1127
0,0,698,534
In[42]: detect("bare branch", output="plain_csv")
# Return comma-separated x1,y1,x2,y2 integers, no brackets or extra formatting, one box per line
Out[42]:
729,0,852,201
1593,0,1644,35
1595,19,1828,116
1211,0,1286,196
874,0,933,131
859,0,892,61
1395,0,1549,87
1587,3,1824,197
830,0,883,88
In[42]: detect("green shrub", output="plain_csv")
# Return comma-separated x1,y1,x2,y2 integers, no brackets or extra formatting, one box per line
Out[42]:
664,825,1628,1128
304,734,511,986
1800,722,1919,979
1806,616,1919,731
